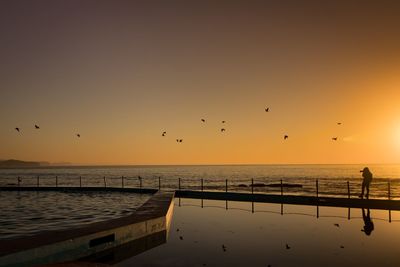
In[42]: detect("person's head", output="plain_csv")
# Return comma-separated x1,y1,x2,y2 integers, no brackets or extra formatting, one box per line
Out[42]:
362,225,373,236
360,167,370,173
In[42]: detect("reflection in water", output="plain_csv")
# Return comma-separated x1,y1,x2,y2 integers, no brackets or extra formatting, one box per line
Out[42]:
362,208,374,236
83,230,167,265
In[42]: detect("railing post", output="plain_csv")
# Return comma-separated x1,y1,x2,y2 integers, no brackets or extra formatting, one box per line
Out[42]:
280,179,283,196
201,178,203,192
158,176,161,190
80,176,82,187
347,181,350,199
178,178,181,190
104,176,106,188
388,181,391,200
138,176,142,188
56,176,58,187
122,176,124,188
316,179,319,198
251,178,254,194
225,179,228,193
17,176,21,187
37,176,40,187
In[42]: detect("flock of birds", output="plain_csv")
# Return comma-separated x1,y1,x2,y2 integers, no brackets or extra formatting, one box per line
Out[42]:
159,107,342,143
14,125,80,138
13,107,342,142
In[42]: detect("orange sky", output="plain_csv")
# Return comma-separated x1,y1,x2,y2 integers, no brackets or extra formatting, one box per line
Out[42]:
1,1,400,165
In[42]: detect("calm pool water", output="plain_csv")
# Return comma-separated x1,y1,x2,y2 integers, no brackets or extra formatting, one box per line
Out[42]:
0,191,151,240
116,198,400,267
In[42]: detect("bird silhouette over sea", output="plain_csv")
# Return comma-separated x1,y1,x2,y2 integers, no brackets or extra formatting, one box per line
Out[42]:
201,119,205,123
222,244,227,252
286,243,291,249
76,134,80,138
284,135,288,140
176,139,183,143
162,131,166,136
337,122,342,125
265,107,269,112
221,128,226,132
15,127,20,132
222,120,226,123
332,137,338,141
34,124,40,129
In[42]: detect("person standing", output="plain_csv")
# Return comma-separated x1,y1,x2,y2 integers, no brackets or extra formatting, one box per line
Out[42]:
359,167,373,199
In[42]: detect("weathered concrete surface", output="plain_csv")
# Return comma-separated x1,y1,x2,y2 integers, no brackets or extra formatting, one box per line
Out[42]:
0,191,174,267
175,190,400,211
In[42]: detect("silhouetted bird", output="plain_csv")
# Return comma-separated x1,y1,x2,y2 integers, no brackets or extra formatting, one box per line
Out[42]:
334,223,340,227
176,139,183,143
201,119,205,123
76,134,80,138
284,135,288,140
179,236,183,240
162,131,166,136
222,244,227,252
15,127,20,132
35,124,40,129
337,122,342,125
221,128,226,132
286,244,291,249
222,120,226,123
340,245,344,249
332,137,338,141
265,107,269,112
176,228,180,232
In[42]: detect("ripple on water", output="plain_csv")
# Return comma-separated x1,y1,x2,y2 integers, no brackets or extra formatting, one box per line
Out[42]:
0,191,151,240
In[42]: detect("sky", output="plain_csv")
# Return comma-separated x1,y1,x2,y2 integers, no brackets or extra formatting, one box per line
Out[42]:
1,1,400,165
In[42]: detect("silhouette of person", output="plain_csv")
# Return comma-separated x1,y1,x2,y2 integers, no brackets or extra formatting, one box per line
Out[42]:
361,208,374,236
359,167,373,199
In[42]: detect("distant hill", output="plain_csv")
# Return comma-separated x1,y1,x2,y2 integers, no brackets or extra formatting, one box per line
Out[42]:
0,159,49,168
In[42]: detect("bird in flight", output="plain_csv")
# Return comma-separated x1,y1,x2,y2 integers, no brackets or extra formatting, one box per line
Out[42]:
284,135,288,140
222,120,226,123
162,131,166,136
332,137,338,141
15,127,20,132
201,119,205,123
176,139,183,143
286,243,291,249
337,122,342,125
222,244,227,252
334,223,340,227
76,134,81,138
221,128,226,132
265,107,269,112
35,124,40,129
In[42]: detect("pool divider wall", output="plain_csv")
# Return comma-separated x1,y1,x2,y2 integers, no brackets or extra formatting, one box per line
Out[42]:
0,191,174,267
175,190,400,211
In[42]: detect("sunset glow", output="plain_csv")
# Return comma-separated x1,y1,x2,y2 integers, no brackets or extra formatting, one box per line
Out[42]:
1,1,400,165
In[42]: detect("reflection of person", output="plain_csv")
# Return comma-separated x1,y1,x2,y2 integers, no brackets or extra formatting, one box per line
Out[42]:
359,167,373,199
361,208,374,236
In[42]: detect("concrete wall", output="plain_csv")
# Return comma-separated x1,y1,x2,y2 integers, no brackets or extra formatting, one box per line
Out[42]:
0,191,174,267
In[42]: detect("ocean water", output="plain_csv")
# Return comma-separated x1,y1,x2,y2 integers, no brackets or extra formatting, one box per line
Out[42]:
1,164,400,199
0,191,151,240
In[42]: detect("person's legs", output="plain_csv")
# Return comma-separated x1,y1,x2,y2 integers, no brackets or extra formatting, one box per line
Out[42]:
360,180,366,198
365,182,370,198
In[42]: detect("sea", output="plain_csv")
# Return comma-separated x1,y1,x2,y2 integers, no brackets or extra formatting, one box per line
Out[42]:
1,164,400,199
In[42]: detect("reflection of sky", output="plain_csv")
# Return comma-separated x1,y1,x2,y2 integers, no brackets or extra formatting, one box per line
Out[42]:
118,198,400,267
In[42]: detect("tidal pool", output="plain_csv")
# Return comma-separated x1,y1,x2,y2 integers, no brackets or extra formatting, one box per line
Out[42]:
116,198,400,267
0,191,151,240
